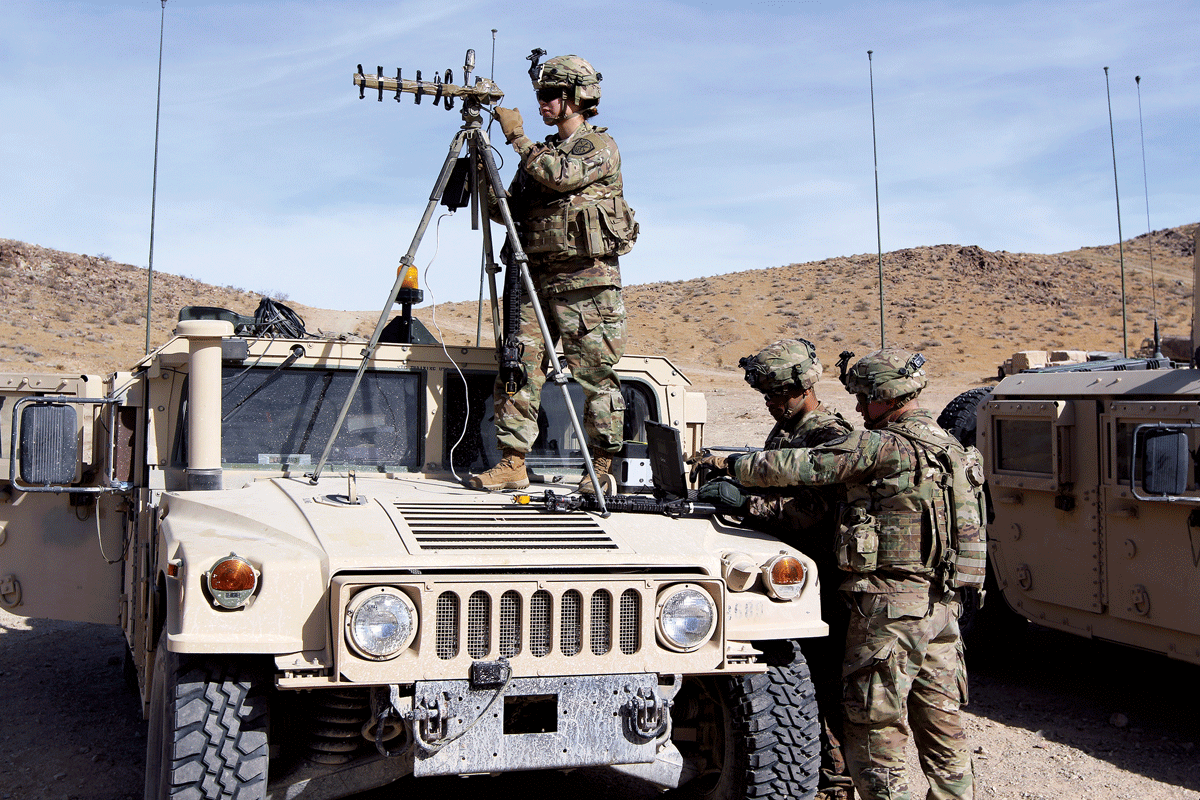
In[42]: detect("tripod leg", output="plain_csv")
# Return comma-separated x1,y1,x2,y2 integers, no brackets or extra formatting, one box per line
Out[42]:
474,128,610,514
308,126,472,484
469,135,503,347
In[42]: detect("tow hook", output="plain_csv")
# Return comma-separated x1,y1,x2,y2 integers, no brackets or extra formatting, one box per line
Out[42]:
628,684,673,739
413,690,450,744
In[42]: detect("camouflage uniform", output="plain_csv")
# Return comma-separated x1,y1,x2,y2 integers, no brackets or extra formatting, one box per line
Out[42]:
492,117,637,456
746,403,853,531
730,408,975,800
748,402,856,799
734,339,856,799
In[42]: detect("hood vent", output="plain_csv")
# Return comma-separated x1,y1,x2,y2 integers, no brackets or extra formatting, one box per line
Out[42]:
395,504,617,550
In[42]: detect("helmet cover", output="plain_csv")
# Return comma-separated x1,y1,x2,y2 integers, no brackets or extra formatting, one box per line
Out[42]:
534,55,602,104
842,347,927,401
739,339,823,395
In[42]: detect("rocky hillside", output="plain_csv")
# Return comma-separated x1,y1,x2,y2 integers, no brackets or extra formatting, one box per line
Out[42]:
1,225,1195,389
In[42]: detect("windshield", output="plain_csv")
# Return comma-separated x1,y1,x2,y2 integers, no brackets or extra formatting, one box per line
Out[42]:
219,366,422,471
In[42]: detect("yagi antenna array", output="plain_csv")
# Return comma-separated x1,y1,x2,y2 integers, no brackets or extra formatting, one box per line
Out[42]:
354,50,504,109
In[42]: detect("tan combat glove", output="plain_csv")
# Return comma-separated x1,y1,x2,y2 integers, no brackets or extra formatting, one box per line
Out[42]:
495,107,524,143
687,452,730,484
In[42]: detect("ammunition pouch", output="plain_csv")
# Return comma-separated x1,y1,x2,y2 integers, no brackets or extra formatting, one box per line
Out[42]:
836,506,879,573
522,196,638,259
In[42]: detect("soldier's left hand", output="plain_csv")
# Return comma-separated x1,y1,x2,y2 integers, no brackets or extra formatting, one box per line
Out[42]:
697,477,749,512
495,107,524,142
687,453,728,483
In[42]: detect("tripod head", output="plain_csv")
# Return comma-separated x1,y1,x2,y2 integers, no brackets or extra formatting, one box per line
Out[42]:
354,49,504,122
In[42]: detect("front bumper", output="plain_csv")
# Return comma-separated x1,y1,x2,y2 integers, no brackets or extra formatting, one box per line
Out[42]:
412,672,669,776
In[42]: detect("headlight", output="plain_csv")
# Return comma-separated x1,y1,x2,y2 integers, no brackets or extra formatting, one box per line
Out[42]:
204,553,259,610
656,584,717,652
346,587,418,660
762,554,806,601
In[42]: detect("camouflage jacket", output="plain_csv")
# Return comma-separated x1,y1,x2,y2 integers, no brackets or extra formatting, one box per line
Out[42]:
744,404,852,548
499,122,638,294
732,408,951,594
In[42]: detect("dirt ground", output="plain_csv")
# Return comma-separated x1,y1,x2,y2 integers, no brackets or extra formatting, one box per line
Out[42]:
2,377,1199,800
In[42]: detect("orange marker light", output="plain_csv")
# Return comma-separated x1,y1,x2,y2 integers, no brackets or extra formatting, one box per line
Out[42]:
762,554,806,600
206,554,258,609
209,557,256,592
770,556,805,585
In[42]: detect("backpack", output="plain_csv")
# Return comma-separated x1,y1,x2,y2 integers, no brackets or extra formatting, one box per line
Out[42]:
891,421,988,592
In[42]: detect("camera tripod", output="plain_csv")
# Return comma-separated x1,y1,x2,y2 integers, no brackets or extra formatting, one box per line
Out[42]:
309,63,610,513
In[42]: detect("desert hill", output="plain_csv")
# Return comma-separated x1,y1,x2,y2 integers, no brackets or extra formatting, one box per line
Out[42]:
2,226,1195,398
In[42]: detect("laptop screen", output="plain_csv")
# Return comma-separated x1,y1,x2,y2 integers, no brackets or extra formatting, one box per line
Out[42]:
644,420,690,500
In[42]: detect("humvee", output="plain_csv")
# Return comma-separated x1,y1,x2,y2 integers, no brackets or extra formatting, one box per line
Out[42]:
937,227,1200,665
0,309,826,799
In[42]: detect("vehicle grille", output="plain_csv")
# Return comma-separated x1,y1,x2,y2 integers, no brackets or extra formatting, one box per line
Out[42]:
395,504,617,550
434,584,643,660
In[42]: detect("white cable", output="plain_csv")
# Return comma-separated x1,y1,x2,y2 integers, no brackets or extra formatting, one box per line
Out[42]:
422,213,473,483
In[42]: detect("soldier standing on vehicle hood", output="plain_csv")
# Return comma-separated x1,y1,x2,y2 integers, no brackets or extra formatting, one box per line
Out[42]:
696,339,856,800
470,54,638,493
694,348,986,800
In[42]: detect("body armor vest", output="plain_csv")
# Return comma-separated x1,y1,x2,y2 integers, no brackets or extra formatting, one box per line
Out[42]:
837,416,987,591
514,129,638,261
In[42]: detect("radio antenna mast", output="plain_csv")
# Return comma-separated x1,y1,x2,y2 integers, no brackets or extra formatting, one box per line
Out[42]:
1104,66,1128,357
1135,74,1161,357
145,0,168,354
867,50,885,348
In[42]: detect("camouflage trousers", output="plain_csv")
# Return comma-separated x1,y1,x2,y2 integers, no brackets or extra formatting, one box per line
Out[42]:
493,285,626,454
841,590,973,800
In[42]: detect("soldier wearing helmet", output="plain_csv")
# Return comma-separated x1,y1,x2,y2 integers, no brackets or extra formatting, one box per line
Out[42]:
699,348,981,800
471,54,638,493
699,339,855,800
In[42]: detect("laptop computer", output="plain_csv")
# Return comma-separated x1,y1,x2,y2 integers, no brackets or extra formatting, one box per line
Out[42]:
643,420,696,501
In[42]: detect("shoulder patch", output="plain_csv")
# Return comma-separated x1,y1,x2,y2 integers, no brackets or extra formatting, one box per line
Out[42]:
570,139,596,156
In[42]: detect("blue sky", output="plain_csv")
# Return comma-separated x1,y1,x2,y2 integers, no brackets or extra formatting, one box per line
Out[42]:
3,0,1197,310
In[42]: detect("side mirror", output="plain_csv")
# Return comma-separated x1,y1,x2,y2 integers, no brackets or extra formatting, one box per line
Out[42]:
18,403,79,485
1142,429,1189,496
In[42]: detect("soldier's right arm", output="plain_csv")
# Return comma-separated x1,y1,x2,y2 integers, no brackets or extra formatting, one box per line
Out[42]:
732,430,887,489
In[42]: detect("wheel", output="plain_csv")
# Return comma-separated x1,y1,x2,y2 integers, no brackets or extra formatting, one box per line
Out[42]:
668,639,820,800
145,632,270,800
936,386,993,449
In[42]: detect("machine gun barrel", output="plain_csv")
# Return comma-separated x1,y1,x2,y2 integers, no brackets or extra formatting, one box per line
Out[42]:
355,64,504,106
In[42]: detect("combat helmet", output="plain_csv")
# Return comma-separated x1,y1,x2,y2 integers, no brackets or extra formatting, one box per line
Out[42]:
841,347,927,402
534,55,602,107
739,339,823,395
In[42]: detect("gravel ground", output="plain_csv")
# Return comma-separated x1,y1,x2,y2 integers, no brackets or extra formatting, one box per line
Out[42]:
2,607,1198,800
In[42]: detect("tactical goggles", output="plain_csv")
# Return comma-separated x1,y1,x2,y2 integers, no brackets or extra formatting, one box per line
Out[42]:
536,87,564,103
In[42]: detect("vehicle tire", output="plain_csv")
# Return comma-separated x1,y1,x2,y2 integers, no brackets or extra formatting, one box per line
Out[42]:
936,386,993,449
668,639,820,800
144,632,270,800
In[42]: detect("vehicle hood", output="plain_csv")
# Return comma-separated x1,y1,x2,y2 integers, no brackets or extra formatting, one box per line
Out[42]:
162,474,795,577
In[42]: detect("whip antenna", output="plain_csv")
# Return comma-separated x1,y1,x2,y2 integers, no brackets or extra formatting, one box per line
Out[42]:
145,0,168,355
1104,66,1128,357
867,50,885,348
1135,74,1161,357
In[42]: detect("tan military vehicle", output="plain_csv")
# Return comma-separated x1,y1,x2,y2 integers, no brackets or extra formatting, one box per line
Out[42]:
938,228,1200,665
0,309,826,799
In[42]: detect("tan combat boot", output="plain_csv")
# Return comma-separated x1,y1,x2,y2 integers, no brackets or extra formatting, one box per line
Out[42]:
469,449,530,491
578,450,615,494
